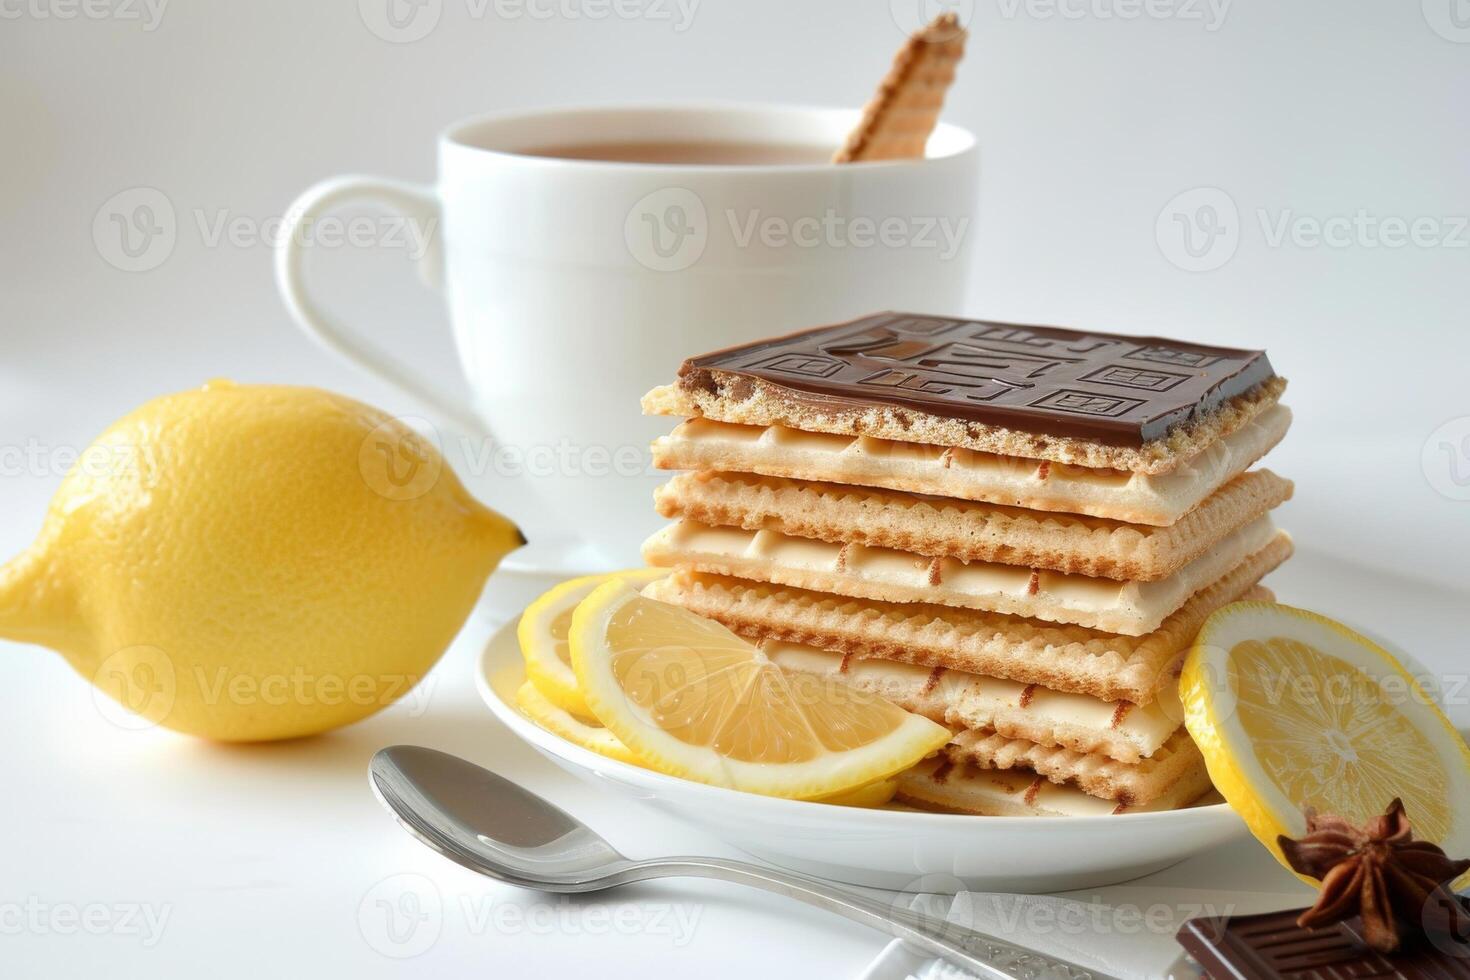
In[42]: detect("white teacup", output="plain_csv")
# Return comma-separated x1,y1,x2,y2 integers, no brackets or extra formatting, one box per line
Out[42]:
277,103,978,572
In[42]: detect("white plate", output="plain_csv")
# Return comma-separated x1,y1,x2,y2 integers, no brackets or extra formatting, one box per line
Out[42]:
475,618,1248,893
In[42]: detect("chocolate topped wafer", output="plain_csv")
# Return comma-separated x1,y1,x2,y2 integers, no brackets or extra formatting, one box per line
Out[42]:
640,311,1292,820
644,313,1286,474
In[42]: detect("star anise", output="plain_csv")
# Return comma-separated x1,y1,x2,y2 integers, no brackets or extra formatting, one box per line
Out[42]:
1277,798,1470,954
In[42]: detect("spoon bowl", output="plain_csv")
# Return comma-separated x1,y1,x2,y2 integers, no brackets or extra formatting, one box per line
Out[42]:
370,744,634,890
366,744,1115,980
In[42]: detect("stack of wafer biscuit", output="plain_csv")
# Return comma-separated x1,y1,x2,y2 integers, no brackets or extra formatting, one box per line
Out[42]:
640,313,1293,816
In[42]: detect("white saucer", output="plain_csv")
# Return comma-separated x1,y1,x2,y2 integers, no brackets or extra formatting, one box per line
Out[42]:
475,618,1248,893
497,536,616,578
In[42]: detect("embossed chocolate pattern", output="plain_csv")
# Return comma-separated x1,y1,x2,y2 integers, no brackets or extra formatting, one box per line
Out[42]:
679,313,1276,445
1175,907,1470,980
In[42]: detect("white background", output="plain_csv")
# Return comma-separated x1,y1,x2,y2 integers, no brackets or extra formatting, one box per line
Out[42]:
2,1,1468,976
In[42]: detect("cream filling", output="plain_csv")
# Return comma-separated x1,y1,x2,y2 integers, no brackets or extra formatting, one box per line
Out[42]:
654,403,1291,525
644,516,1278,634
897,758,1190,816
766,641,1180,762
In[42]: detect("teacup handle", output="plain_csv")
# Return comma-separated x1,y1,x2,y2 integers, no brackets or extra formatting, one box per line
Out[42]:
274,175,486,436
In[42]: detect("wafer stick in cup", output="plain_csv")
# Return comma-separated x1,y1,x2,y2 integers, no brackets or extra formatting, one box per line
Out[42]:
833,11,968,163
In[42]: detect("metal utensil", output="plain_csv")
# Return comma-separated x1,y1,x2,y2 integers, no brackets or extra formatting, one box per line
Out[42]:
368,745,1115,980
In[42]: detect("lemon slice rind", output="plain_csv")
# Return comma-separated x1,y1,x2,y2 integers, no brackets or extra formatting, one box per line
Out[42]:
514,680,639,766
518,568,669,719
517,682,900,808
569,581,951,800
1181,600,1470,886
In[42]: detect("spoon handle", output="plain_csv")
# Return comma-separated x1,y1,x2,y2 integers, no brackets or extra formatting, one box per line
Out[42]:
627,856,1117,980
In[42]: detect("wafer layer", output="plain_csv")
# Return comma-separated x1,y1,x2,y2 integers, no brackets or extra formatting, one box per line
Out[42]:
644,373,1286,477
895,757,1210,816
943,729,1210,806
644,516,1280,635
651,405,1290,526
641,536,1291,703
655,469,1292,582
832,13,966,163
765,641,1178,763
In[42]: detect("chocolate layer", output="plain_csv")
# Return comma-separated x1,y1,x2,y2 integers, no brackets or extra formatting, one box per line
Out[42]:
1177,907,1470,979
679,313,1275,446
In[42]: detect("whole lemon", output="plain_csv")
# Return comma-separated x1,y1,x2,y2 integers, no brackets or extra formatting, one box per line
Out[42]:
0,381,523,740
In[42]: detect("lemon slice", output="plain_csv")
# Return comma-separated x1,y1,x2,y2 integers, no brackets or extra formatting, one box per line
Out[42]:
517,680,897,806
518,568,669,719
1181,601,1470,884
514,681,639,766
569,581,951,799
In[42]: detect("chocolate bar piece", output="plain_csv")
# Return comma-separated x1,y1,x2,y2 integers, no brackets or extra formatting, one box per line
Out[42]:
679,312,1275,446
1176,907,1470,979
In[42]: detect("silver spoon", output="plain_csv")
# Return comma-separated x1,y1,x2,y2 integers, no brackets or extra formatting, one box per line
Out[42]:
368,745,1114,980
